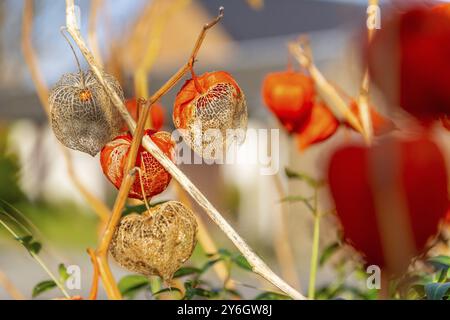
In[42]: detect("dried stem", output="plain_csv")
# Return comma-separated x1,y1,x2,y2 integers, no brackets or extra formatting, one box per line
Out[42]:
21,0,110,223
130,0,231,286
96,169,137,300
357,0,380,144
133,0,190,101
273,174,300,290
95,99,150,299
288,40,367,142
88,0,104,67
65,0,305,300
0,269,25,300
173,181,234,289
87,248,99,300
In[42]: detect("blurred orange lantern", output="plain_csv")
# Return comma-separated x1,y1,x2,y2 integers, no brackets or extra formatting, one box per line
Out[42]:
296,101,339,151
122,98,165,132
262,70,315,133
328,135,448,274
100,130,175,200
345,100,395,135
367,6,450,124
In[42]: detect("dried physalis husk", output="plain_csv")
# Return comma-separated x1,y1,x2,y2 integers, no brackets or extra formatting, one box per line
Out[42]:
49,70,125,156
173,71,248,160
110,201,198,281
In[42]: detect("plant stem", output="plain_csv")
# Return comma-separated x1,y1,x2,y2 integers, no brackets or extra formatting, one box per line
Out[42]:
288,41,367,141
21,0,110,224
273,174,300,290
0,269,25,300
95,99,149,300
0,219,70,299
65,0,305,300
308,188,320,299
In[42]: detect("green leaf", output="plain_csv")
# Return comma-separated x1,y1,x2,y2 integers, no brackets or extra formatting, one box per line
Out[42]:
118,275,150,299
16,235,41,255
173,267,201,278
58,264,70,282
32,280,57,298
428,255,450,270
200,258,223,274
254,291,291,300
223,288,242,299
218,248,232,258
153,287,182,297
424,282,450,300
285,168,322,188
233,254,252,271
319,242,340,267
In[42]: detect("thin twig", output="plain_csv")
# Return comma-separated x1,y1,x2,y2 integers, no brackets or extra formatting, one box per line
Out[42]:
308,187,320,299
288,40,366,141
357,0,380,144
95,99,149,299
88,0,104,67
87,248,99,300
21,0,110,223
0,269,25,300
173,181,235,289
273,174,301,291
65,0,305,300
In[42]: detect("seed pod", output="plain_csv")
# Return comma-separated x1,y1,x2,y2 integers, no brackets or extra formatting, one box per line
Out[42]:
345,100,395,136
109,201,198,281
262,70,315,133
295,101,339,151
173,71,248,160
367,6,450,124
49,70,125,156
328,135,448,275
121,98,165,132
100,130,175,199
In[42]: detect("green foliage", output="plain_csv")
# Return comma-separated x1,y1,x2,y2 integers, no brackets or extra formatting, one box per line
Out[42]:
0,128,25,204
394,255,450,300
319,242,340,267
16,235,42,255
58,264,70,282
285,167,324,188
32,280,57,298
424,282,450,300
118,275,151,299
254,291,291,300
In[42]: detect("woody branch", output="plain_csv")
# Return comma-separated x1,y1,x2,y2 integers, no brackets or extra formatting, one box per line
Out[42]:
65,0,305,300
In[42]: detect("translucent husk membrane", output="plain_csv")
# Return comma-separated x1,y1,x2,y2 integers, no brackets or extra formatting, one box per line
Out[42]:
109,201,198,281
182,82,248,160
49,70,125,156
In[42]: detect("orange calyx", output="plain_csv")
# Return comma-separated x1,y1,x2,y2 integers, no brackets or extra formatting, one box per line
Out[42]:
173,71,241,129
295,101,339,151
346,100,395,136
262,70,315,133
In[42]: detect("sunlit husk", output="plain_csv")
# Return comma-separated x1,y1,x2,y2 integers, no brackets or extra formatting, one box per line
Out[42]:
49,70,125,156
110,201,198,281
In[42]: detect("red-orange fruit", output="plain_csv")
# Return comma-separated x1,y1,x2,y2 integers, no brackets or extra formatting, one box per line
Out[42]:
346,100,395,135
328,135,448,274
122,98,165,132
100,130,175,199
173,71,247,159
262,70,315,133
296,101,339,151
367,6,450,124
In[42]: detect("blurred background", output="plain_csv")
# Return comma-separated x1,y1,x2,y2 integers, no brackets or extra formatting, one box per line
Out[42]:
2,0,444,299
